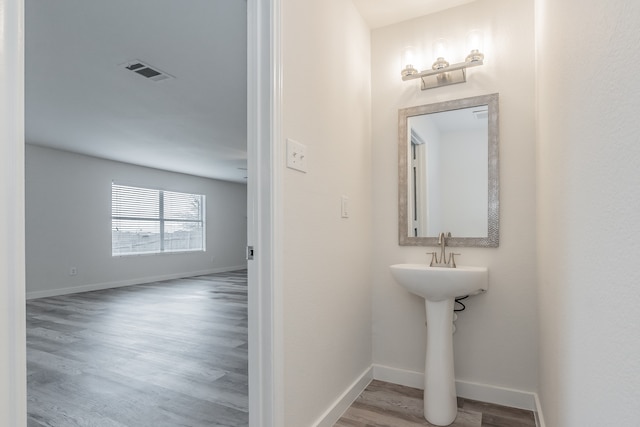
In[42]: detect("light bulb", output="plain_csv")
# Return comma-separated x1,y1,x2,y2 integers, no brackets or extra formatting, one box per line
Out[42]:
401,46,418,77
432,38,449,70
433,38,449,60
466,30,485,62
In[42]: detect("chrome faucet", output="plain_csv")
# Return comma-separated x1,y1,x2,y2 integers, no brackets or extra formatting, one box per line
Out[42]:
428,232,459,268
438,232,448,264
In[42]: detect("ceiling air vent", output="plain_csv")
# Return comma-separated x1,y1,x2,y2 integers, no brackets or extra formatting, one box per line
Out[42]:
121,60,175,82
472,109,488,120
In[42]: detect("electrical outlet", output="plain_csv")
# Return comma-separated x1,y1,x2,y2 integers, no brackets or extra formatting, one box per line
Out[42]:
69,267,77,276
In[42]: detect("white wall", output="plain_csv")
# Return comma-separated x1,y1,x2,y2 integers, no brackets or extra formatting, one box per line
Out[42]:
26,144,247,298
440,128,487,237
536,0,640,425
371,0,538,403
280,0,372,425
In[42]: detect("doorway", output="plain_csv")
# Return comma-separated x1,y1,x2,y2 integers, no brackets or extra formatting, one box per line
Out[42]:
0,0,277,425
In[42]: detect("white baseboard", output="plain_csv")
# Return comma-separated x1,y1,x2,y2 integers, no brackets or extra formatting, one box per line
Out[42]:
26,265,247,300
456,380,536,412
534,393,546,427
312,366,373,427
372,364,537,411
373,363,425,389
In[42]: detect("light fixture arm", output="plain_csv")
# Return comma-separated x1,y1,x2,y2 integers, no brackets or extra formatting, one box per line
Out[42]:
402,59,484,90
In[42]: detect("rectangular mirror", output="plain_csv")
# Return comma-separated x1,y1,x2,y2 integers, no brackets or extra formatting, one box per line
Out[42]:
398,93,499,247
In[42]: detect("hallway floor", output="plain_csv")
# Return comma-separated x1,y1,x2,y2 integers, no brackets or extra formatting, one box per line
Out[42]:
26,270,248,427
27,270,536,427
335,380,536,427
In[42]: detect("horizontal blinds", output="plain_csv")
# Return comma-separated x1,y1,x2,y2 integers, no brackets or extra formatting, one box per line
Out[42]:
112,184,159,219
112,184,205,256
164,190,203,221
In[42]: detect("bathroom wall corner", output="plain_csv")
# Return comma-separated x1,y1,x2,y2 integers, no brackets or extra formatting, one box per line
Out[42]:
311,366,373,427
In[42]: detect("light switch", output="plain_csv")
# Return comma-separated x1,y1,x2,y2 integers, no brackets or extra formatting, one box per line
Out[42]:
286,138,307,173
341,195,349,218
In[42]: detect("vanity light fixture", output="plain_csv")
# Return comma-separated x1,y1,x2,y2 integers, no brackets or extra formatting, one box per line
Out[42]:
401,31,485,90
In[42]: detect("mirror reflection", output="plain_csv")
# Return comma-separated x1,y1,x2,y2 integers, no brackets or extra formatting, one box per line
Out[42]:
398,93,499,247
409,105,488,237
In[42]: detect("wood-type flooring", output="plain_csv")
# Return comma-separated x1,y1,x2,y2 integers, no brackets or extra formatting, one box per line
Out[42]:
28,271,535,427
335,380,537,427
27,270,248,427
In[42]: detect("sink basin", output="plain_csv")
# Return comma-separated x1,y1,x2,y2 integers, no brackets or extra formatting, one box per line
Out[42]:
389,264,488,426
389,264,488,302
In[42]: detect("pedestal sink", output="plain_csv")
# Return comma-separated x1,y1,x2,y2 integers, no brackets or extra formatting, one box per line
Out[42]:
389,264,488,426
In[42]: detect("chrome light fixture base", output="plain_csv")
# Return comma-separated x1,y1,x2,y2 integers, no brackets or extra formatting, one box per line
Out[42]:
432,57,450,70
402,57,484,91
465,49,485,63
401,65,418,78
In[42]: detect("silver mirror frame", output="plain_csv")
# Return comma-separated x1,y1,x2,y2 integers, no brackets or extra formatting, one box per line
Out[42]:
398,93,499,247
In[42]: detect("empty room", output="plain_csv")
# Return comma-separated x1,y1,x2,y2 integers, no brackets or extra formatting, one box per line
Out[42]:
24,0,249,425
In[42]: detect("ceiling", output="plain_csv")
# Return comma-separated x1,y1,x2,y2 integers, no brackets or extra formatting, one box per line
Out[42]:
352,0,476,29
25,0,248,183
419,105,488,133
25,0,469,184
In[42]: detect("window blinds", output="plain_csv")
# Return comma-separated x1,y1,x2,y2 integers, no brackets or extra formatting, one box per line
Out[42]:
112,184,205,256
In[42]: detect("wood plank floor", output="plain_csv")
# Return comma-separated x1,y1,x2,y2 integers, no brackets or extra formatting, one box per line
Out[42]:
335,380,536,427
26,270,248,427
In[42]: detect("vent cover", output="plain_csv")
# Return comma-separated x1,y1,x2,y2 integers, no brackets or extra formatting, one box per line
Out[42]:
472,109,488,120
121,60,175,82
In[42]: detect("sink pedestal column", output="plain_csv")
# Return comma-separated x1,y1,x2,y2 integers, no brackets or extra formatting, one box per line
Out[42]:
424,299,457,426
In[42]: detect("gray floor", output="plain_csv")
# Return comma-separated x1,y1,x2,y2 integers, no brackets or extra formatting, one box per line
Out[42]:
28,272,536,427
26,270,248,427
335,380,537,427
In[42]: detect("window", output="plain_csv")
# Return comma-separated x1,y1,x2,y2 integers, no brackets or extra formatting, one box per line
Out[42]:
111,183,205,256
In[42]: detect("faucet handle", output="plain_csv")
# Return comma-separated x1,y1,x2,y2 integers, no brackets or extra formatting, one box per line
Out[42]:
448,253,460,268
427,252,438,266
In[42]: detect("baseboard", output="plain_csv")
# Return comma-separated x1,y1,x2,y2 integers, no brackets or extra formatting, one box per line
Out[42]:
372,364,537,411
456,380,536,412
373,363,424,389
25,265,247,300
312,366,373,427
534,393,546,427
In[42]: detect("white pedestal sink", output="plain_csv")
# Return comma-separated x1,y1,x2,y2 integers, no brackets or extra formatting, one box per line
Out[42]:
390,264,488,426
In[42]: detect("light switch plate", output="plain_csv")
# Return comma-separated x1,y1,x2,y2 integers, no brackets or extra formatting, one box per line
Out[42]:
286,138,307,173
341,195,349,218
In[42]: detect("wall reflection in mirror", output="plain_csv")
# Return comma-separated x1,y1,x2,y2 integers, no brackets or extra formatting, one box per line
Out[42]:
398,93,499,247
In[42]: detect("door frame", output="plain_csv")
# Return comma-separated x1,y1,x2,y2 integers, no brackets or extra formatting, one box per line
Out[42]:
0,0,281,424
247,0,283,425
0,0,27,422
